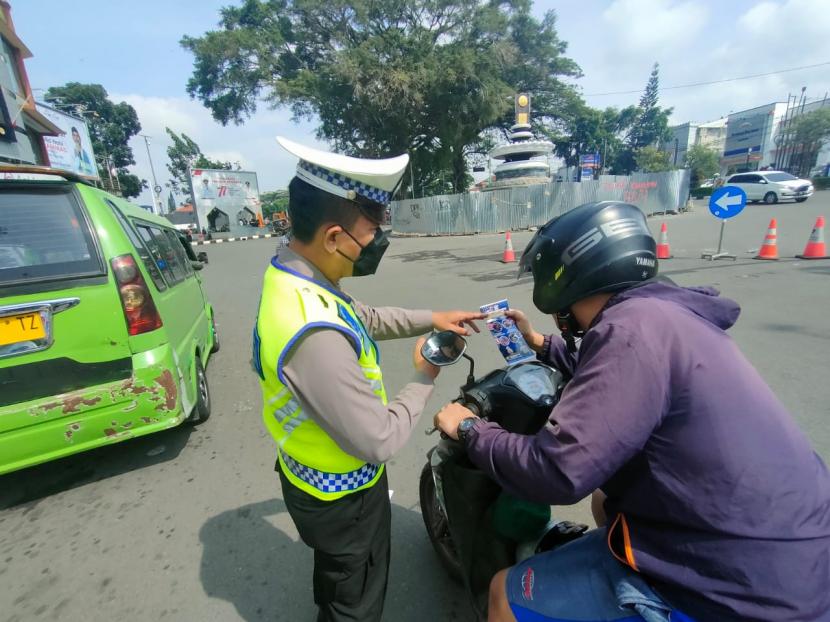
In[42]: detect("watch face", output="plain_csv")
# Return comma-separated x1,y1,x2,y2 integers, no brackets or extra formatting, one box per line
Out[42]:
459,417,477,437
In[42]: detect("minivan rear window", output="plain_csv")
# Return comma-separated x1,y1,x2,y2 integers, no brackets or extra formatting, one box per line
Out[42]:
765,172,798,182
0,186,102,285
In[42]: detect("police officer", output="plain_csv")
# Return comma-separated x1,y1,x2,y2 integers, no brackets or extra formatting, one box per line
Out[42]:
253,137,483,621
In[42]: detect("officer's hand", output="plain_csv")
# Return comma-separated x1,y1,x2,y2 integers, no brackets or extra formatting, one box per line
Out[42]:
505,309,545,353
432,310,486,336
414,336,440,379
434,402,477,440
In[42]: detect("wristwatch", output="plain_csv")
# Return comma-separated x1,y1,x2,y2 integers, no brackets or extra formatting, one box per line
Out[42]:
456,417,480,443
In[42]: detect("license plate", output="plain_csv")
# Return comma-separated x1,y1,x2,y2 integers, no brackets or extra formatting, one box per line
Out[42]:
0,312,46,346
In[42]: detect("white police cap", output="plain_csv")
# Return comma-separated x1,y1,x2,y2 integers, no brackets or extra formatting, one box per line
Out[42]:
276,136,409,205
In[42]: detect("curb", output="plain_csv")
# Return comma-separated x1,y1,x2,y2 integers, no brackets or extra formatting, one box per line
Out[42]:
190,233,285,247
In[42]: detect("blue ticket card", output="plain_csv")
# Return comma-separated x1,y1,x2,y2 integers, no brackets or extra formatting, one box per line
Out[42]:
479,299,536,365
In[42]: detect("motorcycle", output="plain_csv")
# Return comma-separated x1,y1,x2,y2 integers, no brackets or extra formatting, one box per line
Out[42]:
419,330,588,620
271,218,290,237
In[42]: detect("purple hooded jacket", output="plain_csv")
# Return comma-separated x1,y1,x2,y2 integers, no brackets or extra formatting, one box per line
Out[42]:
467,280,830,621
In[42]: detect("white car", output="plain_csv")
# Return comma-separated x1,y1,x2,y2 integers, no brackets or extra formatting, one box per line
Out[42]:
725,171,813,204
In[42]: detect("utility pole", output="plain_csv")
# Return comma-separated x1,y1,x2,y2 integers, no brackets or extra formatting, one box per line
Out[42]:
602,137,608,176
140,134,161,215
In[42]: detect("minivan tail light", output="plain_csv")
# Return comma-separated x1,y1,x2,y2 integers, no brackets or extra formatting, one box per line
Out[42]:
110,254,163,335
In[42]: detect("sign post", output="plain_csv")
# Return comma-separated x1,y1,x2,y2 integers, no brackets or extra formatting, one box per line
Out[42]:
701,186,746,261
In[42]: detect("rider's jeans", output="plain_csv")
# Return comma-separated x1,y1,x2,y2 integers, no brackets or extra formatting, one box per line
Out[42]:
505,529,696,622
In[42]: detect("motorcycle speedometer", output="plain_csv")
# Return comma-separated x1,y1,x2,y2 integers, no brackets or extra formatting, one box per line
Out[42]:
506,364,556,401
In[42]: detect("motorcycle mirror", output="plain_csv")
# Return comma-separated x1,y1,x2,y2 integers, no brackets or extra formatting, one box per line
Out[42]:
421,330,467,366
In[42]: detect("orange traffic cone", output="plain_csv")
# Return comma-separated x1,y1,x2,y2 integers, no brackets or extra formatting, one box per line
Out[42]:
656,222,672,259
754,218,779,260
501,230,516,263
796,216,829,260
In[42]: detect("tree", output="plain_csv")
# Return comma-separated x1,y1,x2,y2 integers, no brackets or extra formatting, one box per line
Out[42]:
790,108,830,177
685,144,720,186
614,64,673,173
44,83,146,198
165,128,233,195
181,0,580,193
635,146,673,173
553,103,638,171
259,190,289,219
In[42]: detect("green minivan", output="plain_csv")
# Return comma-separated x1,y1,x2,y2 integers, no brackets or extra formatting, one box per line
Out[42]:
0,166,218,475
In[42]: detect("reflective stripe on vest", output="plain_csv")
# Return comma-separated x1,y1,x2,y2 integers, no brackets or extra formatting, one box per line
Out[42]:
255,260,387,501
280,451,380,494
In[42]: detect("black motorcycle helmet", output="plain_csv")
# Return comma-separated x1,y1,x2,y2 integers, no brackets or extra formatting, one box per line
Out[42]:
518,201,658,316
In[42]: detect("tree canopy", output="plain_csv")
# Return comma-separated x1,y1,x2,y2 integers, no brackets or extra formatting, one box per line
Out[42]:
552,103,638,170
181,0,581,192
44,83,145,198
685,144,720,186
165,128,233,197
790,107,830,176
259,189,289,219
634,146,672,173
611,64,673,173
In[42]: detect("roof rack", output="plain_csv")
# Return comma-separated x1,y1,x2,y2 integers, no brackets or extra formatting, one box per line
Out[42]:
0,164,94,185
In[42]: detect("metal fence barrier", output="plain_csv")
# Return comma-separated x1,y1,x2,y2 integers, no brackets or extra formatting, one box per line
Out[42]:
391,170,691,235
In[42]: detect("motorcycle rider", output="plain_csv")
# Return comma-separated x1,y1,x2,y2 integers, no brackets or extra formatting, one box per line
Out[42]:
435,201,830,622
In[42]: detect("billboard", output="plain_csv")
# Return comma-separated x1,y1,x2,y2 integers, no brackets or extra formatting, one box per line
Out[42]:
579,153,601,168
189,168,261,232
35,103,99,179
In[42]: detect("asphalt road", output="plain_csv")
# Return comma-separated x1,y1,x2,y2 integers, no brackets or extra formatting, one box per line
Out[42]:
2,192,829,622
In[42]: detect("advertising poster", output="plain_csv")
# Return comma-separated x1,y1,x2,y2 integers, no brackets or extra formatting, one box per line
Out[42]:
189,168,261,232
36,103,99,179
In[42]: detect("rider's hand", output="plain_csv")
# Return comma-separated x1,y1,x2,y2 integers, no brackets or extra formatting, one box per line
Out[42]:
432,310,486,336
505,309,545,353
434,402,477,440
414,336,440,379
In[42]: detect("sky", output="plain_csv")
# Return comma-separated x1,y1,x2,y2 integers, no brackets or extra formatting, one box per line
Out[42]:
14,0,830,206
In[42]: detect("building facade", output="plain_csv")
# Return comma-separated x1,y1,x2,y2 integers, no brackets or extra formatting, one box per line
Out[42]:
664,118,727,167
722,103,787,174
771,97,830,177
0,2,60,165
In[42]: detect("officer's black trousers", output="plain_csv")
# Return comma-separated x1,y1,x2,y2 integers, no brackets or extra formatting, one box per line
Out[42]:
279,464,391,622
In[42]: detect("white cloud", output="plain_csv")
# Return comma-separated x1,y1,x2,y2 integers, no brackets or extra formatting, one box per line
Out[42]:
600,0,709,61
554,0,830,126
107,0,830,206
110,93,326,207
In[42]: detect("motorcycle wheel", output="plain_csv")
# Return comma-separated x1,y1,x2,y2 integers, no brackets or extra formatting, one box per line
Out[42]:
419,462,463,583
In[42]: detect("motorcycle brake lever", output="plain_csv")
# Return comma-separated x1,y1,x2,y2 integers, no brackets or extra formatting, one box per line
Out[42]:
425,426,450,440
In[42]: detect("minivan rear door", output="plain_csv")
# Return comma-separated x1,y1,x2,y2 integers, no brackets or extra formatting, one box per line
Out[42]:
0,182,133,419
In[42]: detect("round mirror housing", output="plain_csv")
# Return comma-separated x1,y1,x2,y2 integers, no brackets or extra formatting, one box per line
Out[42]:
421,330,467,366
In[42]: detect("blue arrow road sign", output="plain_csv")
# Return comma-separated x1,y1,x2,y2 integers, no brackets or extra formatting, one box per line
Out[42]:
709,186,747,219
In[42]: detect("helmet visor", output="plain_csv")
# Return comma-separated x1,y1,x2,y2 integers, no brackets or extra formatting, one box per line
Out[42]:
516,231,539,280
517,226,546,280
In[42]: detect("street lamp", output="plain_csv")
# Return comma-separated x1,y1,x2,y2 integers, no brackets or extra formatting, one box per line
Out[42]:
139,134,162,215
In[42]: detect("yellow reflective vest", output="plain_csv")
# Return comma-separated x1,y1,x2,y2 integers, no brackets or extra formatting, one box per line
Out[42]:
253,258,387,501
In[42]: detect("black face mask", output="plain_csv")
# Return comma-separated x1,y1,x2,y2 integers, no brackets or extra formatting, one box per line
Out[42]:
337,227,390,277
